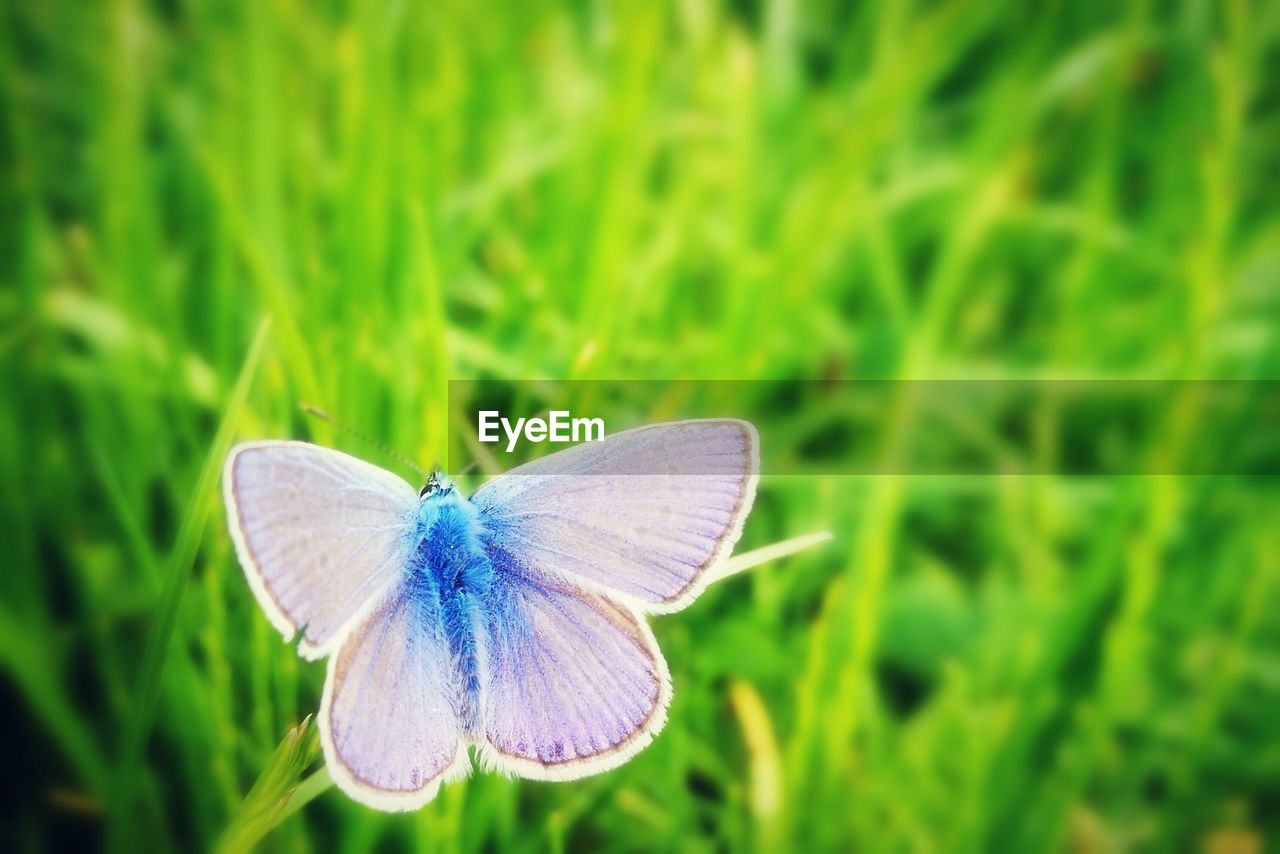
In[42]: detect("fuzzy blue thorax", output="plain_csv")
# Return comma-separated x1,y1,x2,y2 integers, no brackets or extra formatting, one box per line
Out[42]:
405,480,493,732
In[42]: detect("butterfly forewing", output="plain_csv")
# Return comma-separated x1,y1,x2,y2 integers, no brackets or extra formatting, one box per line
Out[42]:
223,441,419,659
471,420,759,612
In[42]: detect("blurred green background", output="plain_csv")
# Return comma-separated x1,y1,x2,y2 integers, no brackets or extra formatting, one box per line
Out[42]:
3,0,1280,851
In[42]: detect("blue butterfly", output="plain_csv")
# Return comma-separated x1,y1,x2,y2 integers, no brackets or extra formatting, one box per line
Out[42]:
222,420,759,810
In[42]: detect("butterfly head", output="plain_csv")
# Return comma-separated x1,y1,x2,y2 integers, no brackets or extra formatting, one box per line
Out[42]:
419,469,454,499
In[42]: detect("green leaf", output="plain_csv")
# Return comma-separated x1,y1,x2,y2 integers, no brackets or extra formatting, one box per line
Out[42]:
215,716,323,854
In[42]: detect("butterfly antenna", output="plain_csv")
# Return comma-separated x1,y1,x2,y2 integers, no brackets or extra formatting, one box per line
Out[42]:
299,402,430,481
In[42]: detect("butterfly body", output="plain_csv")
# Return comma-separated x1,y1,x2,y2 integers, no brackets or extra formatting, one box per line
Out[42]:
223,420,759,810
405,483,491,734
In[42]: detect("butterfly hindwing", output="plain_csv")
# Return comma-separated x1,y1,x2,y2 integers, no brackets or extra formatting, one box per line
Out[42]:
223,441,420,659
475,565,670,780
470,419,759,613
320,587,470,810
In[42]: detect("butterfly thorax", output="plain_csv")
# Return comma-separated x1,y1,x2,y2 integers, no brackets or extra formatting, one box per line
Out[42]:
406,488,491,733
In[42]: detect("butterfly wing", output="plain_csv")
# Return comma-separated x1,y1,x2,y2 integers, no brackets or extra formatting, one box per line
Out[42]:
470,419,759,613
474,566,670,780
320,588,469,810
223,441,419,659
470,419,757,778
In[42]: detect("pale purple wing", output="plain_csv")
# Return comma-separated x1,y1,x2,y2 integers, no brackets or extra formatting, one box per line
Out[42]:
475,569,670,780
223,441,419,659
320,589,469,810
470,420,759,613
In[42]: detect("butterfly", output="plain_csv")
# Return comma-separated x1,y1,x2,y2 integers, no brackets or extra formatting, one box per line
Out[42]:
222,419,759,810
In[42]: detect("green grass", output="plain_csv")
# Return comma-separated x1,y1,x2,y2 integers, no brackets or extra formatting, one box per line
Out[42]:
3,0,1280,851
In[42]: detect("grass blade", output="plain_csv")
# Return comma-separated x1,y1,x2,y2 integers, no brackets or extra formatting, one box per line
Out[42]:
110,318,272,850
706,531,833,586
214,716,322,854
